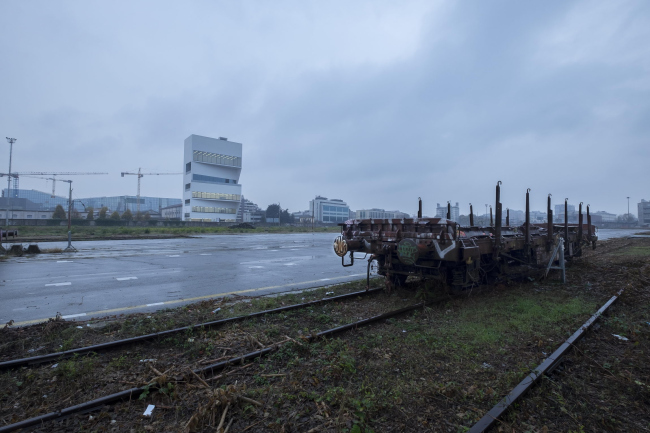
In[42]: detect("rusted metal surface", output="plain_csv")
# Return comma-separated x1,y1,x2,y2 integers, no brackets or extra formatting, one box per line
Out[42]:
334,182,597,292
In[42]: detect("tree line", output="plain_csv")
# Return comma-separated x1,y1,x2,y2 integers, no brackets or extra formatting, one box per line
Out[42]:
264,204,295,223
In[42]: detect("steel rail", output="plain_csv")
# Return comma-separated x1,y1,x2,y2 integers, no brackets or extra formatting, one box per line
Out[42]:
0,288,383,371
195,301,430,377
469,288,624,433
0,300,429,433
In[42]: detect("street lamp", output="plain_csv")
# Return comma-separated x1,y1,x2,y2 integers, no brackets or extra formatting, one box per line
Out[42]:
627,196,630,223
5,137,16,227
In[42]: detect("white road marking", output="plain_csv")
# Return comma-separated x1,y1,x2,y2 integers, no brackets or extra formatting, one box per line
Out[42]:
249,266,264,269
57,260,73,263
45,282,71,287
146,302,164,307
168,255,180,257
320,278,331,281
269,250,279,252
284,263,296,266
13,273,375,327
199,253,212,256
62,313,86,319
116,277,138,281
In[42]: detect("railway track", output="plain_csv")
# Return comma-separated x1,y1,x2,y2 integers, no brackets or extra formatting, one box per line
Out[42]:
0,296,442,432
0,287,384,370
468,288,625,432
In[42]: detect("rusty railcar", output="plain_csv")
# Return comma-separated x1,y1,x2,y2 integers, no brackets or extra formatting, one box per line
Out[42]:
333,183,597,292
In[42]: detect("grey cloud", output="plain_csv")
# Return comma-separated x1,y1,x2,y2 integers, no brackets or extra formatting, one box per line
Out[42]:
0,0,648,216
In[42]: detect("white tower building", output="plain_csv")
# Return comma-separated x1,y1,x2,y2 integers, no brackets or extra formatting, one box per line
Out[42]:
183,135,242,221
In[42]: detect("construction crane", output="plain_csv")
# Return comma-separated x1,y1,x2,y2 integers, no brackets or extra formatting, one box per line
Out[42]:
1,173,77,250
121,168,182,215
2,172,108,197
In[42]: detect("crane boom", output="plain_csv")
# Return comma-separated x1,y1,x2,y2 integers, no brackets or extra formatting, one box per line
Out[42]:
121,168,181,215
5,172,108,197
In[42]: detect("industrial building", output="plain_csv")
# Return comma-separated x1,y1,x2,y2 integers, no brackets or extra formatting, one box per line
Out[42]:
554,203,576,222
637,199,650,225
309,196,350,223
355,209,410,219
183,135,242,222
1,188,180,215
237,196,264,223
435,202,460,222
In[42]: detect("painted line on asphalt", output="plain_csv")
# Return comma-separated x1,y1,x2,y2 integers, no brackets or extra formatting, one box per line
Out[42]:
62,313,86,319
168,255,180,257
45,282,71,287
199,253,212,256
12,273,366,326
116,277,138,281
57,260,73,263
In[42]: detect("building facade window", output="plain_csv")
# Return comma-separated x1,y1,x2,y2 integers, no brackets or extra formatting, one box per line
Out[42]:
185,199,190,204
192,174,237,185
186,162,191,173
191,191,240,201
191,206,236,214
193,150,241,168
185,183,191,190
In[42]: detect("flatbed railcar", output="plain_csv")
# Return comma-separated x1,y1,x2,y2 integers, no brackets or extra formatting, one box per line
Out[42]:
333,183,597,292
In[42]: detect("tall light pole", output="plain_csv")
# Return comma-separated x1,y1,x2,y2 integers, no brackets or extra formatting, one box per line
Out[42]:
5,138,16,226
627,196,630,223
485,204,488,226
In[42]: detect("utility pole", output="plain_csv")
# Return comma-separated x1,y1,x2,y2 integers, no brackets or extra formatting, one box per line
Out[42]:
278,202,281,226
5,138,16,227
62,180,76,252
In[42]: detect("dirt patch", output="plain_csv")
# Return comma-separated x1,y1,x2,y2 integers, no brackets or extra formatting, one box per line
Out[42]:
1,237,648,432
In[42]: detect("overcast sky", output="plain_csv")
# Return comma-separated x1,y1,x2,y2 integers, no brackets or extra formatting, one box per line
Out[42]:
1,1,648,216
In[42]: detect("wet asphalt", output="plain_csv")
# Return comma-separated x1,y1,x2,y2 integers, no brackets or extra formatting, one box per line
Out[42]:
0,229,640,326
0,233,366,325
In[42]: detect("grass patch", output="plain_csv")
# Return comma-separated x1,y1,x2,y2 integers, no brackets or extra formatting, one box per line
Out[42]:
10,224,341,240
614,246,650,256
41,248,63,253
